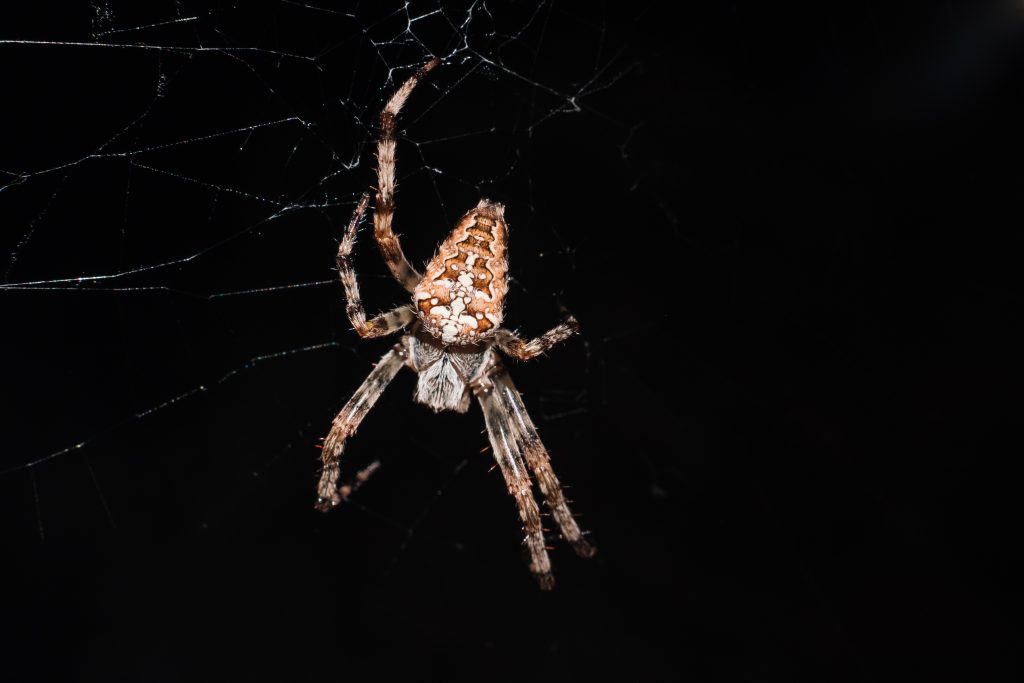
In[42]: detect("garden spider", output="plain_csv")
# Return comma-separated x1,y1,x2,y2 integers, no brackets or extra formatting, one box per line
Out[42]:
316,58,595,589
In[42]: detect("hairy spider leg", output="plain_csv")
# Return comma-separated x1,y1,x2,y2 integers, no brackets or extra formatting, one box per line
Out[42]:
374,58,440,293
337,192,415,338
494,316,581,360
333,460,383,504
494,372,596,558
317,344,407,511
477,384,555,590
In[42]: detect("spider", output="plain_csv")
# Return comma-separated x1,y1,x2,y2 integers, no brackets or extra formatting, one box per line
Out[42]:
315,58,595,589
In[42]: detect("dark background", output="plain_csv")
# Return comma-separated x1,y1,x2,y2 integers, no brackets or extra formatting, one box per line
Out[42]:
2,1,1021,680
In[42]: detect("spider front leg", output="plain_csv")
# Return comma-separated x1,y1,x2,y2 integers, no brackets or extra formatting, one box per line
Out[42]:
495,316,580,361
493,372,596,559
316,343,407,511
477,382,555,590
337,193,415,338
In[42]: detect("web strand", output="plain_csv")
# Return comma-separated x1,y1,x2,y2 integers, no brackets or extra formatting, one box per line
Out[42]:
1,1,631,556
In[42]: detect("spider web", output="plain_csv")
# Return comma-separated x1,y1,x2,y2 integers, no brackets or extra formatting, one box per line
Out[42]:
0,1,648,573
13,3,1017,679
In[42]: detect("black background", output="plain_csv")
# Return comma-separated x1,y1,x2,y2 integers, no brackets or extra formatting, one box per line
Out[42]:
2,1,1021,681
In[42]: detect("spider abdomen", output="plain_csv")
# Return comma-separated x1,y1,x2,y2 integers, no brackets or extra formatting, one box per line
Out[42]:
413,199,509,345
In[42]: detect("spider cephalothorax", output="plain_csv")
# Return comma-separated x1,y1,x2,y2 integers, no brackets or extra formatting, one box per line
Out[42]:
316,58,593,589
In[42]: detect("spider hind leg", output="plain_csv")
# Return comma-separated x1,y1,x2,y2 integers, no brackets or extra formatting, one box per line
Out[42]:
373,58,439,292
336,193,415,339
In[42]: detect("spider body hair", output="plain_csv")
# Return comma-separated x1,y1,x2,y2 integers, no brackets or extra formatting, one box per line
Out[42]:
406,331,485,413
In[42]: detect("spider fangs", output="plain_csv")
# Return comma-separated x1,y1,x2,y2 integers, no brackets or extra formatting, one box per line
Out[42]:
316,58,595,589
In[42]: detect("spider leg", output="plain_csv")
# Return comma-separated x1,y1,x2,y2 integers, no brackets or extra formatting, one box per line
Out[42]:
337,193,415,338
374,58,440,293
493,372,596,559
332,460,382,504
477,385,555,590
316,343,407,511
495,316,580,361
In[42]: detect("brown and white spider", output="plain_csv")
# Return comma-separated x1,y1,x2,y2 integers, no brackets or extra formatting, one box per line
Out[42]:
315,58,595,589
